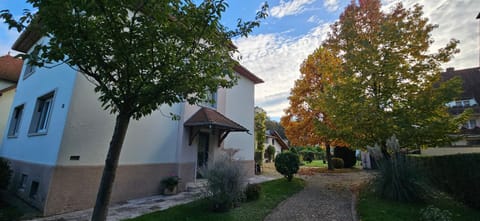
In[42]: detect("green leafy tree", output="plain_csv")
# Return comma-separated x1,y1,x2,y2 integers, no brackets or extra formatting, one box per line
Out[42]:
1,1,267,220
314,0,469,152
254,106,267,163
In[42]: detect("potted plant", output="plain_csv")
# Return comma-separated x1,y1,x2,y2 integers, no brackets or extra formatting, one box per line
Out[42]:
161,175,180,195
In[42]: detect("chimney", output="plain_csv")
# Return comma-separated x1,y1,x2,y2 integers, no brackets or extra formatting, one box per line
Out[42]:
446,67,455,72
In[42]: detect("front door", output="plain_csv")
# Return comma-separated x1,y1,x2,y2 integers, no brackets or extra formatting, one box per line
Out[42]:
197,133,209,177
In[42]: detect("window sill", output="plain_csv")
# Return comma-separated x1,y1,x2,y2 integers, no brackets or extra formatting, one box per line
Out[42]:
27,132,48,137
7,135,18,139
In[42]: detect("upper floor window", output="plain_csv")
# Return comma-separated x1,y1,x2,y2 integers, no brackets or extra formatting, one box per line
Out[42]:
23,62,36,79
8,104,24,137
29,91,55,135
202,90,217,109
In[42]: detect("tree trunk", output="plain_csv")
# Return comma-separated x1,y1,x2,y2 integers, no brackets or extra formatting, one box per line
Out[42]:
91,113,131,221
326,143,333,170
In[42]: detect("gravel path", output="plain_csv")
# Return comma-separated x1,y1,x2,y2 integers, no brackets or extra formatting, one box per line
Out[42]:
264,171,374,221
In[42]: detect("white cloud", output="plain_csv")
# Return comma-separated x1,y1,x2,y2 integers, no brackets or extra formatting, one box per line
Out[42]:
323,0,339,12
383,0,480,70
307,15,322,23
235,23,330,119
270,0,316,18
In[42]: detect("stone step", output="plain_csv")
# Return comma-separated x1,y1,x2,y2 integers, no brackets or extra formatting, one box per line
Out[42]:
185,179,208,193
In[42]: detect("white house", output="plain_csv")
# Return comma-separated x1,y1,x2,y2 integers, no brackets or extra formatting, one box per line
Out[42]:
264,130,289,160
0,30,263,215
0,53,23,147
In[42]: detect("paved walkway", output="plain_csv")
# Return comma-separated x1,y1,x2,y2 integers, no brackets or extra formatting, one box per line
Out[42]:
264,171,374,221
30,175,275,221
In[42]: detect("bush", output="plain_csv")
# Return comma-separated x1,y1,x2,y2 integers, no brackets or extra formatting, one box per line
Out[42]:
302,151,314,163
201,153,246,212
0,158,12,190
254,151,263,164
266,145,276,161
369,135,425,202
244,183,261,201
410,153,480,209
274,152,300,181
334,147,356,168
331,157,344,169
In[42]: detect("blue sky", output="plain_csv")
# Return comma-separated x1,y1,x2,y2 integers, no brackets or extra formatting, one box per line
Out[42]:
1,1,480,121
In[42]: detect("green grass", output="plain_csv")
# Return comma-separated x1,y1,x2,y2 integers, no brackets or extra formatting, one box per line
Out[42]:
128,178,305,221
358,188,480,221
302,160,327,167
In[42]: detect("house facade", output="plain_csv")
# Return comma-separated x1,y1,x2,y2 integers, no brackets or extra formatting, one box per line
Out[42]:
0,32,263,215
264,130,289,160
0,53,23,147
442,67,480,146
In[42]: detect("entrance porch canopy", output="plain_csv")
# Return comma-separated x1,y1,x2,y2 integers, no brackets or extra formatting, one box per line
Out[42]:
184,107,249,147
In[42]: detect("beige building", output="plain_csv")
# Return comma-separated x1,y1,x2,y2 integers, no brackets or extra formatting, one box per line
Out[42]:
0,53,23,147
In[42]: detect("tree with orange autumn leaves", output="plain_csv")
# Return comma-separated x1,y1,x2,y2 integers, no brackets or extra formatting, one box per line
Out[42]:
281,48,342,170
283,0,469,159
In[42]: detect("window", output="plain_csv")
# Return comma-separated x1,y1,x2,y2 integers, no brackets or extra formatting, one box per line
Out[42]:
8,105,24,137
19,174,28,191
23,62,36,79
29,181,39,199
469,120,477,129
463,100,471,107
455,101,462,107
272,139,275,145
202,90,218,109
29,92,55,134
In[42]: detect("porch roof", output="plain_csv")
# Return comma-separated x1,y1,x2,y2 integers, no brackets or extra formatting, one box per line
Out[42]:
184,107,248,132
184,107,249,146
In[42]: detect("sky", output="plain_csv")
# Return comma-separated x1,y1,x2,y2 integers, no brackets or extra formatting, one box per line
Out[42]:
1,0,480,121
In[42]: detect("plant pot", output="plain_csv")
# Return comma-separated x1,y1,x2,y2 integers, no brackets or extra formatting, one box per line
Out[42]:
164,186,177,195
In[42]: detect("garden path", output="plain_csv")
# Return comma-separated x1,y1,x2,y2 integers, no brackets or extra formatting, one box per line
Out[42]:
264,171,374,221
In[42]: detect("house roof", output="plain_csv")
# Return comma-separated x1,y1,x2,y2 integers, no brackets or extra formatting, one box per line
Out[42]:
11,24,264,84
184,107,248,132
266,130,289,151
0,53,23,83
441,67,480,101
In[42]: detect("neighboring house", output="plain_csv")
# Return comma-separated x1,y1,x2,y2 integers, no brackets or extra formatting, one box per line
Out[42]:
442,67,480,146
0,31,263,215
264,130,289,160
0,53,23,147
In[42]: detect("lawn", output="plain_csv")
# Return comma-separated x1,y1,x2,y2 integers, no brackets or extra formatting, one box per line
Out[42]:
358,188,480,221
128,178,305,221
302,160,327,167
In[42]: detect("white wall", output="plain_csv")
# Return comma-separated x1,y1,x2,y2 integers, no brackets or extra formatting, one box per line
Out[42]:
223,75,255,161
0,80,14,90
58,75,185,166
0,38,77,165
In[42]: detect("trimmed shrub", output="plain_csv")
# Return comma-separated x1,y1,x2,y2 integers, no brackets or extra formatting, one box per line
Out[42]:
245,183,261,201
410,153,480,209
420,205,452,221
0,158,12,190
334,147,356,168
331,157,344,169
275,152,300,181
201,153,246,212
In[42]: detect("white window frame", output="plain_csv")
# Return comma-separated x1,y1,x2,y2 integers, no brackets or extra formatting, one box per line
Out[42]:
23,61,36,79
29,91,55,135
8,104,24,137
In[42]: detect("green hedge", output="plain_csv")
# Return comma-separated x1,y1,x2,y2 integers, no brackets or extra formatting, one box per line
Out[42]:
409,153,480,209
